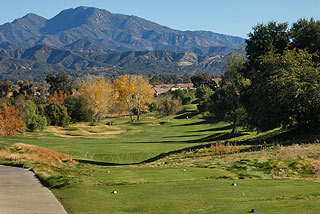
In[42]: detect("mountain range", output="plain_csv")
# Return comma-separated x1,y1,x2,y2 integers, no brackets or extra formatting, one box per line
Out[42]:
0,6,245,81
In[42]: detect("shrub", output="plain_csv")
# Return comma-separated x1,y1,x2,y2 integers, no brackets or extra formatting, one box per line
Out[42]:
157,95,183,115
64,95,93,122
26,100,47,131
148,102,158,112
172,89,195,105
45,102,70,127
0,104,26,136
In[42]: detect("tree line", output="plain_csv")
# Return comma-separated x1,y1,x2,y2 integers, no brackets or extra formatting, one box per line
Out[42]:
0,74,154,135
196,18,320,134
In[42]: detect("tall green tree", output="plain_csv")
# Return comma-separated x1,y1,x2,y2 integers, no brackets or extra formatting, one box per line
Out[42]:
64,95,93,123
209,53,248,134
245,21,289,77
45,102,70,127
46,73,72,95
244,49,320,132
290,18,320,62
25,100,47,132
190,73,217,90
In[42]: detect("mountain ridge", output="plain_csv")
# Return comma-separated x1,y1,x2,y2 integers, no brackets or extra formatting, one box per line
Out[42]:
0,6,245,81
0,45,228,81
0,6,245,53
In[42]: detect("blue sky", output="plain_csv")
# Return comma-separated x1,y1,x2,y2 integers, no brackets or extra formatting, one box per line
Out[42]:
1,0,319,38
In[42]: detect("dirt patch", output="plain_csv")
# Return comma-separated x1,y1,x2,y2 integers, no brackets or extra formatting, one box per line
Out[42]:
148,122,165,126
47,126,125,138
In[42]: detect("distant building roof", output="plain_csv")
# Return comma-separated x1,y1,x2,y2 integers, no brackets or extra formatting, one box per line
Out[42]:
212,78,222,84
152,83,194,95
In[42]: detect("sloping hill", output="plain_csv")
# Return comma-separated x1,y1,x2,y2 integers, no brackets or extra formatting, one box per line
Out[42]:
0,45,228,81
0,6,245,54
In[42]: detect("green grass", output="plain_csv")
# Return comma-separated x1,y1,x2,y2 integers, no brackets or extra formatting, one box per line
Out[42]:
0,117,253,164
55,177,320,214
2,113,320,213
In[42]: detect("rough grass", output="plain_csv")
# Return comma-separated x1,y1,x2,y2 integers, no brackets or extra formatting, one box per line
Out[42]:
0,143,77,167
149,142,320,179
0,143,81,188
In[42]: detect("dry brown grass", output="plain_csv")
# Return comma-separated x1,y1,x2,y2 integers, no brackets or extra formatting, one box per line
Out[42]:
0,143,78,167
270,143,320,160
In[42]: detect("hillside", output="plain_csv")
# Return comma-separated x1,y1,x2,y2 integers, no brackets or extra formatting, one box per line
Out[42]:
0,45,228,81
0,6,246,81
0,6,245,54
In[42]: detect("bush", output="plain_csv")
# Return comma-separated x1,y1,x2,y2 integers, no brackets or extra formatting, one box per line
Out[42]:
45,102,70,127
0,104,26,136
158,95,183,115
64,95,93,122
148,102,158,112
172,89,195,105
26,100,47,131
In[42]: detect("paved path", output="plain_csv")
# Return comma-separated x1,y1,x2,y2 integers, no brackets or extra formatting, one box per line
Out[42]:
0,165,68,214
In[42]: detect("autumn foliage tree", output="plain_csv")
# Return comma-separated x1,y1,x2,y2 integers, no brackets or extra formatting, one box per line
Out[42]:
0,104,26,136
113,75,154,122
47,91,67,105
78,76,115,121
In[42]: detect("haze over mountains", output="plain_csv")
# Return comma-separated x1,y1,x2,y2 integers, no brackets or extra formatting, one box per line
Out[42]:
0,6,245,81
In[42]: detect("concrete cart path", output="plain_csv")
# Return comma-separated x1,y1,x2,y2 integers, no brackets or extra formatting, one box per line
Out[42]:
0,165,68,214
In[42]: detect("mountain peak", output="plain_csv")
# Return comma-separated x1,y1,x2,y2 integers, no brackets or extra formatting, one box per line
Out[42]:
0,6,245,53
12,13,47,25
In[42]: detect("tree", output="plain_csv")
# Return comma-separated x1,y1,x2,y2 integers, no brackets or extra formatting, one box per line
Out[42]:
0,81,13,99
209,53,248,134
190,73,217,90
33,82,50,104
64,95,93,122
245,21,289,77
172,89,195,105
13,80,35,98
45,102,70,127
0,104,26,136
47,91,67,105
195,84,214,113
157,95,183,116
132,76,154,120
78,76,114,121
113,75,153,122
244,49,320,132
46,73,72,95
290,18,320,57
25,100,47,132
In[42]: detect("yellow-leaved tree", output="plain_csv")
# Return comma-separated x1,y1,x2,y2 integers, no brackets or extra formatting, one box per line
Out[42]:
78,76,115,121
113,74,154,122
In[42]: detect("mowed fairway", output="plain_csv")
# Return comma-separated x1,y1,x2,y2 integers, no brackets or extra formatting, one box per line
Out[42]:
0,116,244,164
1,114,320,213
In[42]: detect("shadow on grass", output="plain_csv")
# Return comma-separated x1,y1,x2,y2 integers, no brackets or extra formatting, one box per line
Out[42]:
162,134,203,138
135,131,248,144
189,124,233,133
174,112,200,119
76,128,320,167
172,119,214,127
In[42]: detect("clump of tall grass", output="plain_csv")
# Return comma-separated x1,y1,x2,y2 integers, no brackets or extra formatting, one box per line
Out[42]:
208,142,240,155
0,143,80,188
269,143,320,160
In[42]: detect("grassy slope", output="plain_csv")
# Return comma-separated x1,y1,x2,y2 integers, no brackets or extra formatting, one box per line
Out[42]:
0,116,252,164
1,112,320,213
